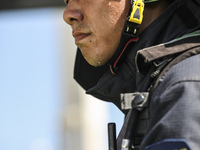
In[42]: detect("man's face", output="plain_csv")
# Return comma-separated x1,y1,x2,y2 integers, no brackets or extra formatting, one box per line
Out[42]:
63,0,130,67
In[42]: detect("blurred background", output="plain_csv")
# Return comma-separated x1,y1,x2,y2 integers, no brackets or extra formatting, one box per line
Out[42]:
0,1,124,150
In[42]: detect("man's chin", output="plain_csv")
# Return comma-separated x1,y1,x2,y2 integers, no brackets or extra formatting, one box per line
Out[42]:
80,48,109,67
85,58,107,67
87,60,103,67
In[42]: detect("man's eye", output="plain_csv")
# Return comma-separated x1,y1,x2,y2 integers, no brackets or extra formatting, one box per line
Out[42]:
65,0,69,5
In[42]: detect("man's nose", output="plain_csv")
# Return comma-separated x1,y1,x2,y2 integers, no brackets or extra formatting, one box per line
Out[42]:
63,3,84,25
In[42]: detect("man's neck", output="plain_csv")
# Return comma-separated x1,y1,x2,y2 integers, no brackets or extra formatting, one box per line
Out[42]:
140,0,170,33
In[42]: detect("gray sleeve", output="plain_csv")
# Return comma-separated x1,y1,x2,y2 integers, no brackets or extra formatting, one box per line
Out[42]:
141,55,200,150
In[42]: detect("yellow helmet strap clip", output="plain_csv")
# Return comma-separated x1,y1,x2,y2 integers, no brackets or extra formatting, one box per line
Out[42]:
123,0,145,37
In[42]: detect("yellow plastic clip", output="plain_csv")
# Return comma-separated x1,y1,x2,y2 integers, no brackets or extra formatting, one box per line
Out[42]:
129,0,145,25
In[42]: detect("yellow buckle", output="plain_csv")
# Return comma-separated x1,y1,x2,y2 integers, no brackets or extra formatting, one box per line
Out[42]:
129,0,144,25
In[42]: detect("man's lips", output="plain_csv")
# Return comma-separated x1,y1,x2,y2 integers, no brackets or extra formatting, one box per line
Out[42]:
73,32,91,42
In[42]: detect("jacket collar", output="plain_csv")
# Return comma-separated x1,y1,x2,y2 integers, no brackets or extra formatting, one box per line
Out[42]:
136,30,200,75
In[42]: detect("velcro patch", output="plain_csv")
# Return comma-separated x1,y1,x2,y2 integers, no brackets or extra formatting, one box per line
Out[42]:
145,139,192,150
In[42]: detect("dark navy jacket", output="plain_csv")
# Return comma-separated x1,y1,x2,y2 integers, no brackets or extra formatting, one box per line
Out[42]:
73,0,200,149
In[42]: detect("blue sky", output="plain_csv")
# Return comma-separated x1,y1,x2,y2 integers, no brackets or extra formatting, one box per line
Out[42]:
0,8,62,150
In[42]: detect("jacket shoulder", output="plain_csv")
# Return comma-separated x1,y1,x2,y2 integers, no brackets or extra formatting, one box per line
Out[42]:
154,52,200,94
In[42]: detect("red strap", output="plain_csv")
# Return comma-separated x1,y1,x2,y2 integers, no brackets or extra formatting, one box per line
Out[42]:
113,37,139,68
